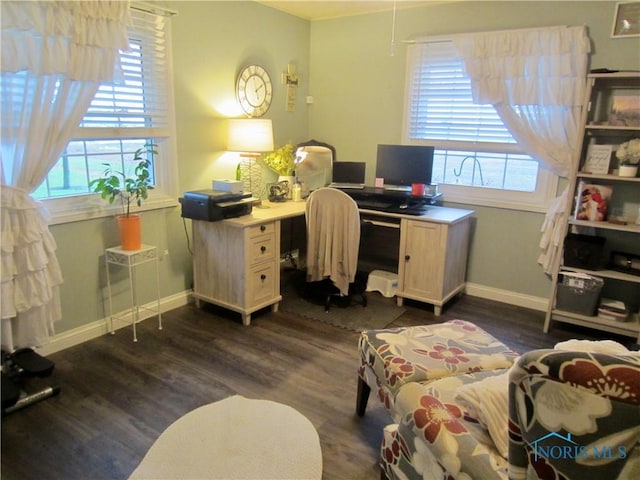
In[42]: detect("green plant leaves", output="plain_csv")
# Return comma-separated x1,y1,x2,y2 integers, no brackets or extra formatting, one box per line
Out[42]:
88,143,157,216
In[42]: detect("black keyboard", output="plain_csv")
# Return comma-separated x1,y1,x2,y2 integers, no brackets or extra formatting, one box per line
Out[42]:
356,200,393,210
356,199,427,216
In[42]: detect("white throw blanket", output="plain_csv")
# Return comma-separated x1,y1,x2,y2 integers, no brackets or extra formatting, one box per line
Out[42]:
455,372,510,458
554,339,632,355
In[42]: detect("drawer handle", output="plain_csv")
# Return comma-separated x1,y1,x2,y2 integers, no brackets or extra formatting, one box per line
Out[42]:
261,246,266,253
260,225,266,232
260,274,266,281
405,255,410,261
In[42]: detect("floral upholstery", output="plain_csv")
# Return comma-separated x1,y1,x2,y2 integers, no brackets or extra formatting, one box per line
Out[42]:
383,371,511,479
357,321,640,480
357,320,519,418
508,349,640,480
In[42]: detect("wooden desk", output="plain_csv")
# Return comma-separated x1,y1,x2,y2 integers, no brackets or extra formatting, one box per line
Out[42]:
192,201,473,325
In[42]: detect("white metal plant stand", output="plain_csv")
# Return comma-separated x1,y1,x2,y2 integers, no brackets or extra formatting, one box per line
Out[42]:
105,244,162,342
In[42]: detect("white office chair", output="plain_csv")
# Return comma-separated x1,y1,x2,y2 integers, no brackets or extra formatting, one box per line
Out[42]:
305,187,366,311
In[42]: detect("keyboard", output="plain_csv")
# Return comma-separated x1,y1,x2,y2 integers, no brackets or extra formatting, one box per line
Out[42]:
330,183,365,189
355,199,393,210
356,199,428,216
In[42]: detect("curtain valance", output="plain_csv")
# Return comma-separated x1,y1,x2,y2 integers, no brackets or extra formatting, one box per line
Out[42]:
1,1,130,80
453,26,591,106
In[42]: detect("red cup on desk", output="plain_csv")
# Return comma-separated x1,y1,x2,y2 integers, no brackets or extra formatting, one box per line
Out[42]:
411,183,425,196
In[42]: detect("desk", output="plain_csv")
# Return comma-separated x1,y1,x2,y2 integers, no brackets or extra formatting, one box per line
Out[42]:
192,201,473,325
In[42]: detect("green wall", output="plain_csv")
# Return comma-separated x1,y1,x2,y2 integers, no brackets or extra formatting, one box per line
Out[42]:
307,1,640,299
49,1,310,336
47,1,640,343
170,1,311,190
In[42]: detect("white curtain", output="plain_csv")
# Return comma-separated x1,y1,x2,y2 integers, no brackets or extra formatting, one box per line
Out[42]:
0,1,130,351
452,26,591,274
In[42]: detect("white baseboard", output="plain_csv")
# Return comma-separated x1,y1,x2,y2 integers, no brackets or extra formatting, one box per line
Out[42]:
466,282,549,312
36,284,548,356
36,290,193,356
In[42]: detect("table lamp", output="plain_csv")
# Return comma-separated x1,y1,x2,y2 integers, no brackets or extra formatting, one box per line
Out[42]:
227,119,274,197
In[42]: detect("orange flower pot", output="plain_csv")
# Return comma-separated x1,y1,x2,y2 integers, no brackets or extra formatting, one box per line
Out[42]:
117,214,142,251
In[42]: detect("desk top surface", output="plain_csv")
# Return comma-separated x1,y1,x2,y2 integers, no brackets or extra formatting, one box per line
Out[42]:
220,200,474,227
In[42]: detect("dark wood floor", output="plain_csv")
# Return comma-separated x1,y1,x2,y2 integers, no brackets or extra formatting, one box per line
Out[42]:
2,284,634,480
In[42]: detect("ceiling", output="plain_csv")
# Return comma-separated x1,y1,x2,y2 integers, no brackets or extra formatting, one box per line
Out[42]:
256,1,446,21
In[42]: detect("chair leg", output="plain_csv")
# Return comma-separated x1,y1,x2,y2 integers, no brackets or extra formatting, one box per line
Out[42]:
356,376,371,416
380,467,390,480
361,291,367,308
325,294,331,312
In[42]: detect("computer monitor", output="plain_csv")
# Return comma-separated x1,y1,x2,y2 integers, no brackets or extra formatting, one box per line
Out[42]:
375,144,434,191
331,162,366,184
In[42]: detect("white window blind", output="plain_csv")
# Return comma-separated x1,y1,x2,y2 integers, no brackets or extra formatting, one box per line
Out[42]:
80,9,170,135
403,40,557,212
33,6,179,222
406,41,517,147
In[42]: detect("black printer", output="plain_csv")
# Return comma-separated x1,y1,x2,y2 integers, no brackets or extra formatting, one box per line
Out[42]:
180,190,255,221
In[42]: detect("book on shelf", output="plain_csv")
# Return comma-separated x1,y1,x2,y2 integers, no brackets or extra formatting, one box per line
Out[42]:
582,144,612,174
574,182,612,222
597,298,629,322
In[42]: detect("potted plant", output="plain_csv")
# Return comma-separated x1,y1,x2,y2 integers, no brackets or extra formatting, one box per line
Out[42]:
616,138,640,177
89,143,156,250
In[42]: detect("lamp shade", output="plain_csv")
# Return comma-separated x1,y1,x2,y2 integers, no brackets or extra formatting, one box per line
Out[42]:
227,119,274,153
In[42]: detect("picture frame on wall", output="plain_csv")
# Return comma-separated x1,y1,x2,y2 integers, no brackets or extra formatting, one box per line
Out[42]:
611,2,640,37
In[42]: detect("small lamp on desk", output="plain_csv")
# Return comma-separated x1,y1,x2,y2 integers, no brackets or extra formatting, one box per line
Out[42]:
227,119,274,197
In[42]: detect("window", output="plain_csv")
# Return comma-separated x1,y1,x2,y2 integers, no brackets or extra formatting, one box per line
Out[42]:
403,41,557,212
34,7,178,223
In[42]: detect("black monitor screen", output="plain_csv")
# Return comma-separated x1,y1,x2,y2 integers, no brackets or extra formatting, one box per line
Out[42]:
375,144,434,190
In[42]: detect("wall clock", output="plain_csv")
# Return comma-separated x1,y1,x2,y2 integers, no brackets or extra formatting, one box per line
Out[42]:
236,65,273,117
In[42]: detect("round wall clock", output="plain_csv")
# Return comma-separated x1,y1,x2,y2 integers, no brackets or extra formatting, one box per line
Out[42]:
236,65,273,117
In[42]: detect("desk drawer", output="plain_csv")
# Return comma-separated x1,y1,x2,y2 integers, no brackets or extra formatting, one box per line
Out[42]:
249,263,277,305
248,234,275,265
248,222,275,238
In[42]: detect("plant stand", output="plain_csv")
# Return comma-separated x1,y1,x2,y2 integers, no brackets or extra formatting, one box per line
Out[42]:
105,244,162,342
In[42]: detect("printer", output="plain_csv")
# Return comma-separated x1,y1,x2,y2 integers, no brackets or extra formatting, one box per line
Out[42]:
180,189,255,221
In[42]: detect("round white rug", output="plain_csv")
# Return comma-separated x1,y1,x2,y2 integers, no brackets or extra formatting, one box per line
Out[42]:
129,395,322,479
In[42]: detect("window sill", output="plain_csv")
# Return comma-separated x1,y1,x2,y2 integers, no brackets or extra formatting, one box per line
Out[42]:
44,194,179,225
438,184,556,213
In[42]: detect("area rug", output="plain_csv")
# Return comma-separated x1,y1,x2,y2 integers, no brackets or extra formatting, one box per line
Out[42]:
280,269,406,332
129,395,322,480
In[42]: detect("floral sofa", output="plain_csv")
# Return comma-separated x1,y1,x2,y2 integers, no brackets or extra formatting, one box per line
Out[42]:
356,320,640,480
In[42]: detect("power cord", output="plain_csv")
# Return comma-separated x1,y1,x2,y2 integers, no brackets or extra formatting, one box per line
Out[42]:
182,217,193,256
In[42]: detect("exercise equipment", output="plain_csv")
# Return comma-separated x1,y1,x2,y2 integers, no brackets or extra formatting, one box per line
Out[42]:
1,348,60,416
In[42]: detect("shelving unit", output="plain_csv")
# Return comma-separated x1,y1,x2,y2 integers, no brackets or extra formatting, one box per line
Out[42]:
544,72,640,343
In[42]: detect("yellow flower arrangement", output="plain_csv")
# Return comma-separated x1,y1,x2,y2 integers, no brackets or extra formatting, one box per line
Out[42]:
261,143,295,176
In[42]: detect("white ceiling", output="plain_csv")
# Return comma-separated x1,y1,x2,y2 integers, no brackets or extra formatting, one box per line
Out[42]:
256,1,447,21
